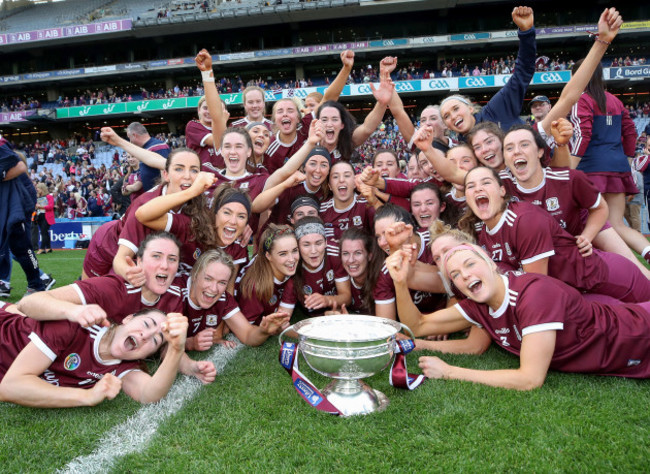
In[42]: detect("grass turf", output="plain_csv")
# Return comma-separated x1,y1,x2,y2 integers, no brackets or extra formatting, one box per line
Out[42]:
1,250,649,472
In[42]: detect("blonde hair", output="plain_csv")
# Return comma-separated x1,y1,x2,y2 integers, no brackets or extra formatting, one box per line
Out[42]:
190,249,234,284
243,86,266,104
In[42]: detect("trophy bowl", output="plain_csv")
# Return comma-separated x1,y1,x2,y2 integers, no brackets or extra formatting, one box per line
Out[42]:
279,314,412,417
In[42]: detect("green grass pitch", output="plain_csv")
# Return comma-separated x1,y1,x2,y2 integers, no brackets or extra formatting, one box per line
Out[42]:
1,250,649,472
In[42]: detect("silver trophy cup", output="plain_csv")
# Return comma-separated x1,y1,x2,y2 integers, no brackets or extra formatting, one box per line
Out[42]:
279,314,414,417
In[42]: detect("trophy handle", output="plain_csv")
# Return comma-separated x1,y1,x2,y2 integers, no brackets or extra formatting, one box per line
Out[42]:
399,323,416,340
278,324,294,347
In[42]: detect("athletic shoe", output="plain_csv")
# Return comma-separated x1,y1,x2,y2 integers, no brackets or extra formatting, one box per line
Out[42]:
41,274,57,291
0,281,10,298
24,287,40,297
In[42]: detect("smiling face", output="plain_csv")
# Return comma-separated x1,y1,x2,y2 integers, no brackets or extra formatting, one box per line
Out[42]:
440,99,475,135
340,238,369,281
445,249,497,303
464,167,506,228
298,233,326,271
374,151,400,178
303,96,319,114
216,202,248,246
329,162,355,204
374,215,396,255
248,125,271,157
417,151,434,178
126,153,138,168
197,100,211,126
407,154,424,180
244,89,265,121
303,153,330,190
419,105,446,139
431,234,464,268
110,311,167,360
221,132,251,176
190,261,231,309
273,99,301,136
318,106,344,149
138,237,180,296
447,146,478,172
503,129,545,186
163,151,201,194
411,188,444,229
470,130,504,170
266,235,299,280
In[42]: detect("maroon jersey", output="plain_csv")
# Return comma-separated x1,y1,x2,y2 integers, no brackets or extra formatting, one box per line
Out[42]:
203,168,267,201
373,232,447,315
0,312,140,386
383,176,444,199
83,185,167,278
72,274,183,324
476,201,608,289
500,167,600,236
296,250,349,315
186,119,224,169
234,257,296,325
349,278,366,314
230,116,273,130
319,195,375,243
181,277,241,337
456,272,650,377
264,113,314,173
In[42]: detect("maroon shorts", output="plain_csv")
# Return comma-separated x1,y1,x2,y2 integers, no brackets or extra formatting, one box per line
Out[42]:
82,220,121,278
586,172,639,195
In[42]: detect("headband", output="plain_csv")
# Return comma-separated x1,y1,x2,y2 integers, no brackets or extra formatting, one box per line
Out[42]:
220,192,251,218
440,95,472,109
304,146,332,167
291,195,320,215
245,121,266,131
441,244,479,278
263,227,294,252
294,222,326,241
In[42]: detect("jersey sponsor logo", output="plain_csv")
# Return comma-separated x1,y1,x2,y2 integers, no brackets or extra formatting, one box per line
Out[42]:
64,353,81,371
326,270,334,281
42,369,60,386
627,359,641,366
546,197,560,211
303,285,313,296
206,314,218,326
532,200,542,206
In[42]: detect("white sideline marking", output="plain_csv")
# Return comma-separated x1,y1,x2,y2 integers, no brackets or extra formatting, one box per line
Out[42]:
60,339,244,474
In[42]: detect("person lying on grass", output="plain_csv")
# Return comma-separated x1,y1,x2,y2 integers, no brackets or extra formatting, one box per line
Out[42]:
386,243,650,390
0,308,188,407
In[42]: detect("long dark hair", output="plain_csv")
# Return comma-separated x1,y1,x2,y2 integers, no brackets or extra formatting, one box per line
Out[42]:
316,100,356,161
339,227,383,315
573,59,607,114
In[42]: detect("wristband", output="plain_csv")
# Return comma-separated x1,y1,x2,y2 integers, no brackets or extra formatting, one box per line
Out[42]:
587,31,611,46
201,70,215,82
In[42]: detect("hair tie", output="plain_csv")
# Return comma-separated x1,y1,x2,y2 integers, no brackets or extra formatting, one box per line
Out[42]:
441,244,478,278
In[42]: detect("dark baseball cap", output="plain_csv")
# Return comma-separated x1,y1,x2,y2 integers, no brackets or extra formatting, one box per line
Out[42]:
530,95,550,107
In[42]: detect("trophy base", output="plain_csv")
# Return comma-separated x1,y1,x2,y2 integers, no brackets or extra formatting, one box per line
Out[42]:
321,379,389,417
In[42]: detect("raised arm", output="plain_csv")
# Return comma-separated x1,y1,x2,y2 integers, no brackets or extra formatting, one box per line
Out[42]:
320,50,355,104
415,127,465,185
351,70,394,147
386,250,470,336
540,8,623,136
252,171,305,213
196,49,228,149
101,127,166,170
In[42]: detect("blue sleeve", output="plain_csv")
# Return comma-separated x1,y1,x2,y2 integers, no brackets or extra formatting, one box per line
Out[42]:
0,142,20,180
476,28,537,131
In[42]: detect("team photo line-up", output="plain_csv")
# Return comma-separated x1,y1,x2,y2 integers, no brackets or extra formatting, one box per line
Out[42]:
2,5,650,407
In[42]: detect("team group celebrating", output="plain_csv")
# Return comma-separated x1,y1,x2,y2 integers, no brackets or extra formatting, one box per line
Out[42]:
2,5,650,407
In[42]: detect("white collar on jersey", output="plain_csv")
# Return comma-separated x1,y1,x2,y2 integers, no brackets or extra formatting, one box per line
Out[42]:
302,258,325,274
93,327,123,366
515,168,547,194
485,204,510,235
273,275,291,285
333,194,358,213
488,274,510,319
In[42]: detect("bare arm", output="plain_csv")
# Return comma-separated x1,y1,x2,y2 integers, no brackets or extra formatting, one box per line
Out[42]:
416,128,465,185
320,50,355,104
101,128,166,170
419,330,556,390
4,160,27,181
414,326,492,355
351,73,393,147
522,257,549,276
252,171,304,213
195,49,227,149
0,343,121,407
540,8,623,136
120,314,188,403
